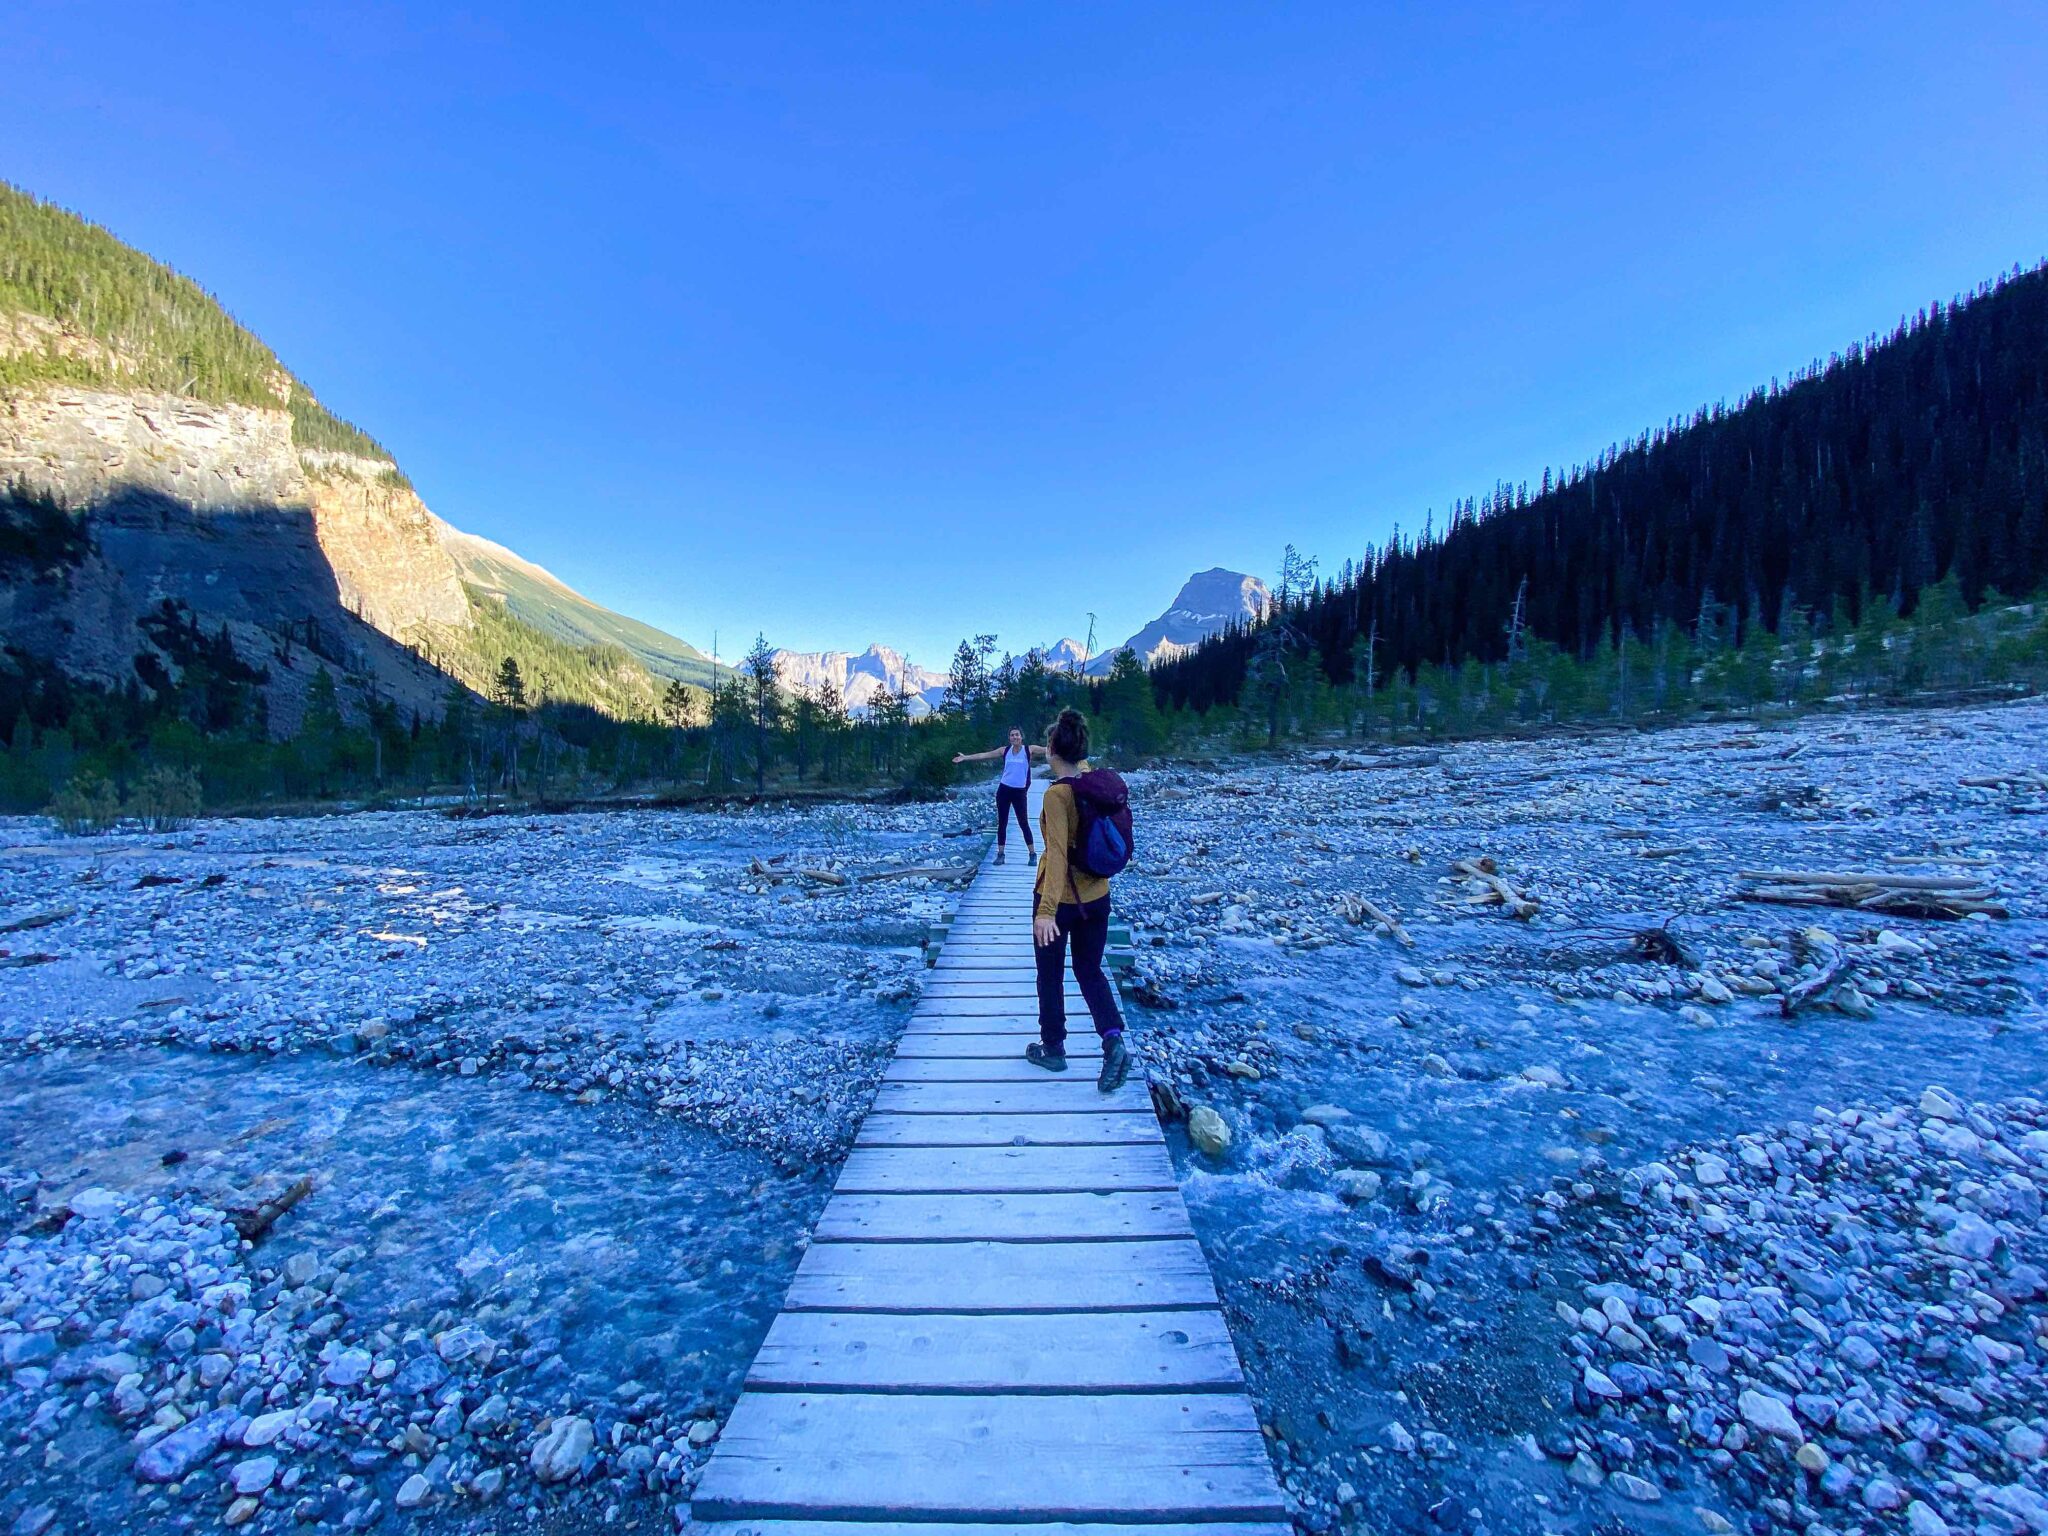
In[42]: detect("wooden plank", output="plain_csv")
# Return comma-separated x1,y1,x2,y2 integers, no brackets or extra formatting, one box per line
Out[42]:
902,1014,1052,1032
857,1111,1155,1147
784,1238,1218,1313
834,1144,1177,1194
910,996,1098,1016
689,1391,1285,1522
872,1080,1152,1113
896,1033,1102,1058
813,1191,1193,1243
747,1309,1242,1392
889,1057,1138,1083
694,1522,1291,1536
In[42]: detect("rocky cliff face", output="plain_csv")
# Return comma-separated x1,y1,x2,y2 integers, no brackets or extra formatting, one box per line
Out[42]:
1089,567,1270,672
0,373,470,727
769,644,949,717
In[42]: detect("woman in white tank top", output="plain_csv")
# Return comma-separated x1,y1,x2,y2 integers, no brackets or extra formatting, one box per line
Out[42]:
953,727,1046,864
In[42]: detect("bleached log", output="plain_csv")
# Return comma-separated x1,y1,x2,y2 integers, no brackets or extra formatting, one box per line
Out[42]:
1781,941,1851,1017
1737,870,1984,892
801,869,849,887
0,906,74,934
861,864,979,884
1450,858,1539,919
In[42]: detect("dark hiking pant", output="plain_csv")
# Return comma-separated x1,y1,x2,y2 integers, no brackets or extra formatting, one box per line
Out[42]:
995,783,1033,849
1035,895,1124,1051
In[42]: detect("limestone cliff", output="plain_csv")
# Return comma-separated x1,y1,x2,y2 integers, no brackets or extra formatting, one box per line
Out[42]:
0,367,472,730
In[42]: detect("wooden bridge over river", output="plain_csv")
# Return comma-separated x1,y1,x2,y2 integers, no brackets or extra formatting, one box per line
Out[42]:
692,778,1288,1535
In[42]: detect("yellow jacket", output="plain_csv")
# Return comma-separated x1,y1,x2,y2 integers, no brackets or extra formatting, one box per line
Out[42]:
1033,776,1111,919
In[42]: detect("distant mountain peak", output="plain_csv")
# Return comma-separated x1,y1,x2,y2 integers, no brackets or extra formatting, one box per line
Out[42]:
1083,568,1270,673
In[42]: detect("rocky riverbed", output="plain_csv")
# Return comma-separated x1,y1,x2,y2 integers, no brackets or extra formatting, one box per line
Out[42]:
0,798,971,1533
3,703,2045,1536
1112,701,2048,1536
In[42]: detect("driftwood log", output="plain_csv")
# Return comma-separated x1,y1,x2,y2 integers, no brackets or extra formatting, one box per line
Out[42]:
0,906,74,935
1781,936,1853,1017
1735,868,2005,920
227,1176,314,1241
861,864,978,884
1334,893,1414,945
1451,857,1539,919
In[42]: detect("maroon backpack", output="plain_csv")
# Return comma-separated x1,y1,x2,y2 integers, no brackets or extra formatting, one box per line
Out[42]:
1061,768,1134,878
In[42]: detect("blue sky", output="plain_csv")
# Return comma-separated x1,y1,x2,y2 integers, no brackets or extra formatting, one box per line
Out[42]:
6,3,2045,666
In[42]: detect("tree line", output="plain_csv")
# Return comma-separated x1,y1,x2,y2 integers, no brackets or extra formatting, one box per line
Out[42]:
1152,259,2048,736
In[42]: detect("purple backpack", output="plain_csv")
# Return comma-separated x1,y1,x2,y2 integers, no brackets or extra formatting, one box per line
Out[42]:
1061,768,1134,878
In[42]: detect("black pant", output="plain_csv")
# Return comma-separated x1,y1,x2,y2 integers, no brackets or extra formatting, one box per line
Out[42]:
1035,895,1124,1050
995,783,1033,849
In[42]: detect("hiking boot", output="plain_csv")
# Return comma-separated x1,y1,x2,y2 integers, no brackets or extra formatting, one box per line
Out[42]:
994,849,1006,866
1027,847,1038,866
1026,1041,1068,1072
1096,1034,1131,1093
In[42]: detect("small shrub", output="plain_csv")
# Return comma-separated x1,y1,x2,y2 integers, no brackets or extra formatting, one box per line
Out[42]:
131,765,203,831
48,771,120,836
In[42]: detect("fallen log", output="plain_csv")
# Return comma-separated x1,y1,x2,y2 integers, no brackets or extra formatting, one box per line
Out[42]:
800,869,849,887
1781,939,1852,1017
0,906,74,935
227,1176,314,1241
1333,893,1414,944
860,864,979,884
1736,869,1983,891
1450,857,1539,919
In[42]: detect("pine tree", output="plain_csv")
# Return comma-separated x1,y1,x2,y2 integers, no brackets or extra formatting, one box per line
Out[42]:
742,634,781,792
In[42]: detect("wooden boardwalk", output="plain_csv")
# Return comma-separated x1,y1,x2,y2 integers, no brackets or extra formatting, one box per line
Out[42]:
691,780,1287,1536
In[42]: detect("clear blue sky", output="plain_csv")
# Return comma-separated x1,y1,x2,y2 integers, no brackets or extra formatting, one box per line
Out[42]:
6,3,2045,667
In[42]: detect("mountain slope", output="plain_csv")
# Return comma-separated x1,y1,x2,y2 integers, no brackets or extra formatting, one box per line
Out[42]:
0,182,717,728
438,523,723,690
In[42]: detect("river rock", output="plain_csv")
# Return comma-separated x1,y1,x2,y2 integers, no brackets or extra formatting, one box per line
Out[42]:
530,1415,595,1484
134,1408,236,1482
1188,1107,1231,1158
1738,1390,1801,1441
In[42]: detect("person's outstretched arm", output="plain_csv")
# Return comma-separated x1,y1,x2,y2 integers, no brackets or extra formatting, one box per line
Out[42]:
1027,744,1050,759
952,746,1003,764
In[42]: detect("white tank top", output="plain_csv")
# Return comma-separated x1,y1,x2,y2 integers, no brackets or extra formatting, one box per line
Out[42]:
1000,745,1030,788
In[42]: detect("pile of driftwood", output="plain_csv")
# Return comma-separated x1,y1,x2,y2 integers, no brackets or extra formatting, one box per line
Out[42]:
1333,893,1413,944
1452,856,1539,919
1962,769,2048,814
1311,751,1441,772
749,853,976,887
1736,868,2006,920
749,855,846,887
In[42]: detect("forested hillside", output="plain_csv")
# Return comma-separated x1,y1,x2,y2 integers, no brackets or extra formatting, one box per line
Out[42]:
0,183,394,463
1156,261,2048,714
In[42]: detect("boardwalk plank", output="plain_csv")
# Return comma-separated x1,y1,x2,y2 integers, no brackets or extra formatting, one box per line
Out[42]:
747,1309,1241,1392
835,1144,1176,1193
783,1238,1218,1313
813,1191,1192,1243
872,1081,1152,1113
895,1033,1101,1058
857,1111,1155,1146
689,1392,1285,1522
695,1521,1291,1536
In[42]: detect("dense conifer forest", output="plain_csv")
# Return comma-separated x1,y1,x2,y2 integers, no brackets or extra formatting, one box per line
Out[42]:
1155,261,2048,717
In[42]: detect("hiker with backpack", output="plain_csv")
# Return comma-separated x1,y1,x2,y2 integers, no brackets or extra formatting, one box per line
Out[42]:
952,727,1044,865
1028,708,1135,1093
